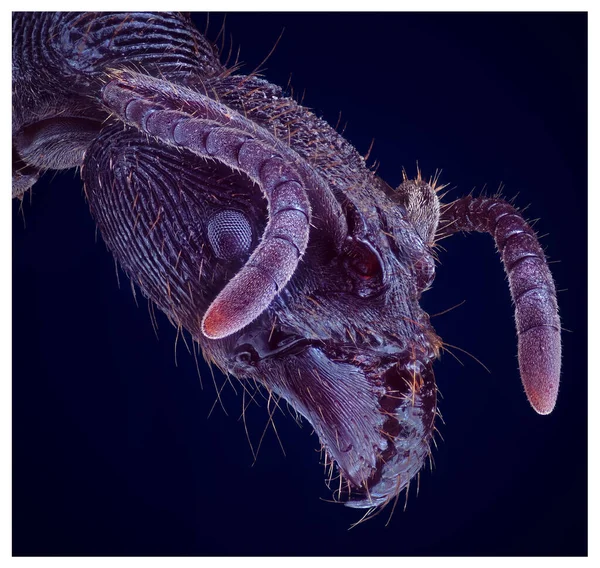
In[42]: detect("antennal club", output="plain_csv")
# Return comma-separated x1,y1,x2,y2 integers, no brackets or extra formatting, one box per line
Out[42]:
439,196,561,414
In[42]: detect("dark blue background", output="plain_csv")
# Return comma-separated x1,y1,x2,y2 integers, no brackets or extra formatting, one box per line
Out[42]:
13,12,587,556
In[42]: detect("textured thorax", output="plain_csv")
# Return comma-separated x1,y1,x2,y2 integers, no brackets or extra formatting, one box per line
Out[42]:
13,12,222,133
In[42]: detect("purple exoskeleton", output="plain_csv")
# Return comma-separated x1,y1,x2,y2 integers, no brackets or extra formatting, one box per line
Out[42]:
12,12,561,510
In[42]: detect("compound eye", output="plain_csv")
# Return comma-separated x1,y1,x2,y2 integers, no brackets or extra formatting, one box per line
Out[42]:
207,209,253,261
